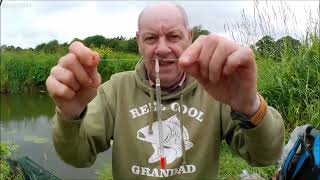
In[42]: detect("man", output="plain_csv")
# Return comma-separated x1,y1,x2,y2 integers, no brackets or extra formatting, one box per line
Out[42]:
46,2,284,179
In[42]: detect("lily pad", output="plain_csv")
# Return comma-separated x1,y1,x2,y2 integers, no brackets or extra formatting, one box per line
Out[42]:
23,135,48,144
4,130,17,135
33,137,48,144
24,135,38,142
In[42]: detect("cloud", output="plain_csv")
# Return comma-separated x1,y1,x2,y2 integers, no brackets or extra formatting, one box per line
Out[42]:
1,1,319,48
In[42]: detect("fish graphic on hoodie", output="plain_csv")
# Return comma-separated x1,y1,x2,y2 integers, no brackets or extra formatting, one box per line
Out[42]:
137,114,194,164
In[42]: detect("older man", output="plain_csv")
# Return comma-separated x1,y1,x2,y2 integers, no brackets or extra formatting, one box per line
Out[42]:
47,2,284,179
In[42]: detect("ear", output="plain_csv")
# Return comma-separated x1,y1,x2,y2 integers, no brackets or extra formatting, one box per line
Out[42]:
136,31,142,54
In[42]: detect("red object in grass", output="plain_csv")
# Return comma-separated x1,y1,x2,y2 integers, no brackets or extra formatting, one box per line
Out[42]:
160,156,166,169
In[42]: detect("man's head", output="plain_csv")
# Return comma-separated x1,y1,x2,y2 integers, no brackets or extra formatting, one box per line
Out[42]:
136,2,192,89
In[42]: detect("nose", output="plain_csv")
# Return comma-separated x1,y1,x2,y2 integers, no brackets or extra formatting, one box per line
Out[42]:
155,38,172,57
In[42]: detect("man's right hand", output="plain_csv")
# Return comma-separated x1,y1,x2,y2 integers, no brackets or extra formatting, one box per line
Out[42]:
46,41,101,120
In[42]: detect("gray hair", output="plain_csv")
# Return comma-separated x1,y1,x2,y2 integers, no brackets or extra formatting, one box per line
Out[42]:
138,2,189,30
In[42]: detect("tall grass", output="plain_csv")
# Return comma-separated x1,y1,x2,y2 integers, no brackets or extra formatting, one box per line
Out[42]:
0,48,139,93
0,51,60,93
257,35,320,129
224,0,319,129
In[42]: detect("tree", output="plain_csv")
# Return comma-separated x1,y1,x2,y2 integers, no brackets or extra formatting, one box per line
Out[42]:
276,36,301,56
35,40,67,54
70,38,83,44
127,37,139,54
192,25,210,42
83,35,108,48
255,35,278,60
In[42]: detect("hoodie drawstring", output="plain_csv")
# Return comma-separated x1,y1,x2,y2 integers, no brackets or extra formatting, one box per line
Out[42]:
148,88,187,166
148,88,154,134
179,92,187,166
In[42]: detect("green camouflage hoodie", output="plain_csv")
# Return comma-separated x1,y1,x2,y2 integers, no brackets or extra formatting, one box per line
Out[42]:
52,60,285,179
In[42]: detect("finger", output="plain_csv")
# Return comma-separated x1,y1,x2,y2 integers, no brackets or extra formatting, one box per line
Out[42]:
92,51,100,67
223,47,255,76
84,51,101,87
46,76,75,100
69,41,97,67
58,53,93,87
198,36,219,80
87,66,101,87
209,40,238,83
50,66,80,91
178,36,205,79
179,35,206,66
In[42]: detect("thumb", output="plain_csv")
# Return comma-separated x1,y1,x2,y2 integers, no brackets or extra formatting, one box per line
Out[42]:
87,51,101,87
91,51,100,67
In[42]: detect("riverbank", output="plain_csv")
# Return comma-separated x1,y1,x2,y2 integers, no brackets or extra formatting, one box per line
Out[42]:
1,36,319,179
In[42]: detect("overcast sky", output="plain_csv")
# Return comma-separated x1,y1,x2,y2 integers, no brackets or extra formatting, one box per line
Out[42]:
1,0,319,48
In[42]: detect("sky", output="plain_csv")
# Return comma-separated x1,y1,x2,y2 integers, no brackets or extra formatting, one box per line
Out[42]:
1,0,319,48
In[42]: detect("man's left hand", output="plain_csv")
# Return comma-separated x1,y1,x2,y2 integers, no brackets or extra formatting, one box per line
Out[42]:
178,35,260,117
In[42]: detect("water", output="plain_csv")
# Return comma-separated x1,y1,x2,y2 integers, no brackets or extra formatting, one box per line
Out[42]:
0,94,112,180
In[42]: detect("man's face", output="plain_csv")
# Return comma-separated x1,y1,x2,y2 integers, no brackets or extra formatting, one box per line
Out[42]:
137,6,192,88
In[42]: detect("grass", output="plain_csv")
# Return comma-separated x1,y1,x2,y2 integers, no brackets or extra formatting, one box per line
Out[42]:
94,35,319,180
0,142,24,180
96,164,113,180
0,48,139,93
217,142,276,179
0,50,60,93
1,36,319,180
1,37,319,179
257,35,320,129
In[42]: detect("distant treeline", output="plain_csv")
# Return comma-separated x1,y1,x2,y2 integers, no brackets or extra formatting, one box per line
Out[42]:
1,34,303,63
1,36,139,55
0,25,212,55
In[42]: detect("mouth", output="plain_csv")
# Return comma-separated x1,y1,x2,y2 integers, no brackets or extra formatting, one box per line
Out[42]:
158,59,177,65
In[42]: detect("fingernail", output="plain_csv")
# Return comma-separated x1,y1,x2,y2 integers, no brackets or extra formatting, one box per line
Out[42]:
180,56,190,63
89,79,93,84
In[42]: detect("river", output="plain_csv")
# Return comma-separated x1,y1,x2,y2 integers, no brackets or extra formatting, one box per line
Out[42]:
0,93,112,180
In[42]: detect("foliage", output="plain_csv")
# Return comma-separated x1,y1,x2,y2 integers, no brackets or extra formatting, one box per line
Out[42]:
255,35,301,61
83,35,139,54
191,25,210,42
217,142,276,179
96,164,113,180
0,143,24,180
0,50,60,93
0,48,139,93
255,36,278,60
257,34,320,129
35,40,68,54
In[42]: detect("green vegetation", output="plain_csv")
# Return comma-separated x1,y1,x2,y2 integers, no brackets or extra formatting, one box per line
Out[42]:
0,1,319,178
217,142,276,179
257,35,320,129
0,49,139,93
0,143,23,180
96,164,113,180
1,33,319,180
0,51,60,93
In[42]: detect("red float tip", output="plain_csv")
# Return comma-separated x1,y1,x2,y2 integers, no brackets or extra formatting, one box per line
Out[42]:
160,157,166,169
